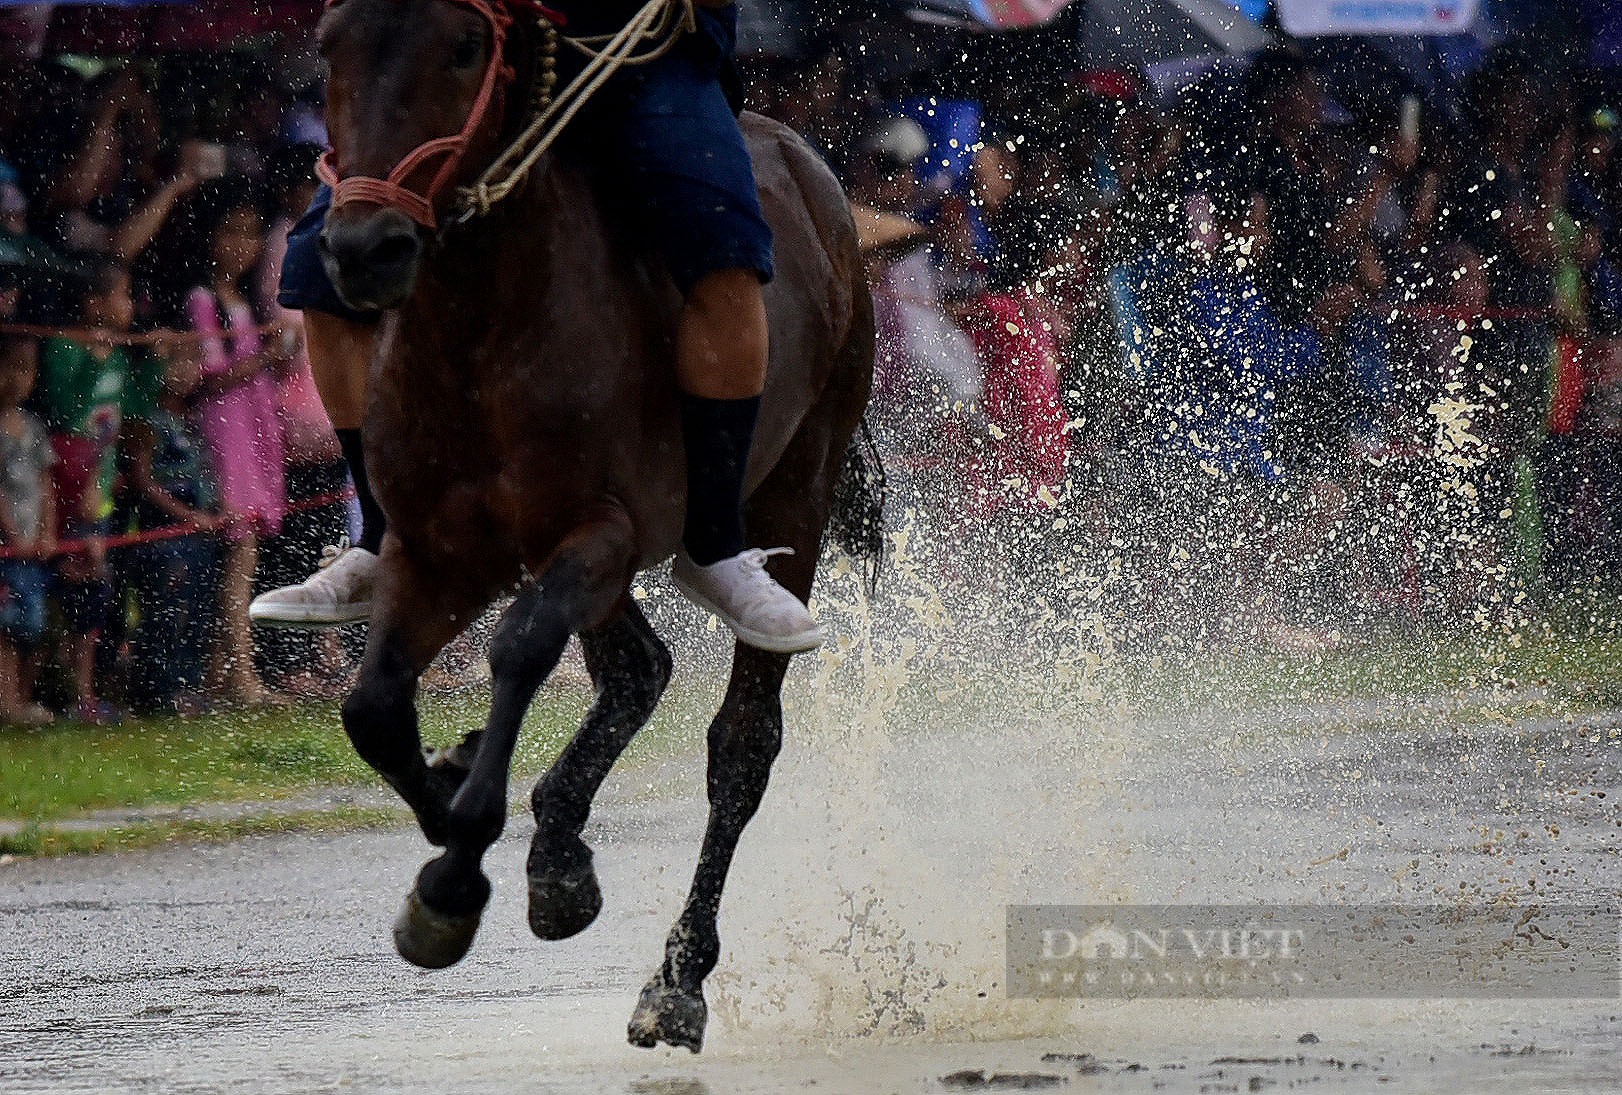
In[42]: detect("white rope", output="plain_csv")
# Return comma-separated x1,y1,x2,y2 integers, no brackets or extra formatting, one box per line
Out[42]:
456,0,696,219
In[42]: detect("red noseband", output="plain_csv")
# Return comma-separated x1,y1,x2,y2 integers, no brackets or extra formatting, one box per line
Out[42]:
319,0,563,230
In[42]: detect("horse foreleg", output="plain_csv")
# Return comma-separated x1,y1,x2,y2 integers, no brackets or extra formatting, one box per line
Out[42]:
342,539,483,846
392,518,635,970
527,602,672,941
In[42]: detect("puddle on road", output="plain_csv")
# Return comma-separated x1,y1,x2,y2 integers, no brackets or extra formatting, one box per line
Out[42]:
2,519,1619,1093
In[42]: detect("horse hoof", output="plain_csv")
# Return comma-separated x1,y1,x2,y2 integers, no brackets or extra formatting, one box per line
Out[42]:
626,973,707,1053
393,886,482,969
526,839,602,940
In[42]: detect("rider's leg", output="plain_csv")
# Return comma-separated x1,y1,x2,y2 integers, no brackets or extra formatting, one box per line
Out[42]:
675,268,767,567
613,29,822,652
250,182,387,628
669,268,822,654
305,311,387,555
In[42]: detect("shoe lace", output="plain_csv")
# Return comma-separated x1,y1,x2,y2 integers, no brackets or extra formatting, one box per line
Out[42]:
317,537,353,571
732,546,796,607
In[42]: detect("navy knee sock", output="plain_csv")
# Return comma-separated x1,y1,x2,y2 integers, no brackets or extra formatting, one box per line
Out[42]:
336,427,387,555
680,393,760,567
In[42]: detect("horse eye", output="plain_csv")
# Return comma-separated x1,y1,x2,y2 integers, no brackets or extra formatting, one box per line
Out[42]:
450,34,483,69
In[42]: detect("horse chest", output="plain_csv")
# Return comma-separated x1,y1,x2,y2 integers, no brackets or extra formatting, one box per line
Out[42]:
372,351,682,577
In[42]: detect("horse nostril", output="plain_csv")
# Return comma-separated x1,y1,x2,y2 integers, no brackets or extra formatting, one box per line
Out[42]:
367,232,421,269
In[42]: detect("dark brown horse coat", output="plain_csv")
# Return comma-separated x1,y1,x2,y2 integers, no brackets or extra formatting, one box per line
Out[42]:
366,115,867,595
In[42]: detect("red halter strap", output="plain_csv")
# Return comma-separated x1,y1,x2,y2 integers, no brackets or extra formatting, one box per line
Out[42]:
318,0,563,230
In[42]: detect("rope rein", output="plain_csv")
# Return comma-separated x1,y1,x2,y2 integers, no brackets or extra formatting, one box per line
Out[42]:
454,0,697,221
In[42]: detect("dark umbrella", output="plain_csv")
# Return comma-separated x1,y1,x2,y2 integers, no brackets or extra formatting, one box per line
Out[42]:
1081,0,1271,69
0,0,321,55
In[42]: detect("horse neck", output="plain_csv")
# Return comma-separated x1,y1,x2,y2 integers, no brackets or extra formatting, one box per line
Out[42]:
421,158,581,330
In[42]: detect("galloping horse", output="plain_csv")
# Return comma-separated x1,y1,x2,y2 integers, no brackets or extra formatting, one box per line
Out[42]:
314,0,877,1053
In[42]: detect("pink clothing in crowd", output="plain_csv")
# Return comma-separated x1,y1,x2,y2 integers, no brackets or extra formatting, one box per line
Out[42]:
187,286,286,540
261,216,340,465
960,290,1070,505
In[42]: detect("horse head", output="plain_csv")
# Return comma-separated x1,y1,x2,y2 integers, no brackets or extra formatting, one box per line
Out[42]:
315,0,552,310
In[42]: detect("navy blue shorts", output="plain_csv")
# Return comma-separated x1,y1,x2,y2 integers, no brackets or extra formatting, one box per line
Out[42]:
587,36,775,292
0,559,48,649
278,22,773,317
278,184,380,324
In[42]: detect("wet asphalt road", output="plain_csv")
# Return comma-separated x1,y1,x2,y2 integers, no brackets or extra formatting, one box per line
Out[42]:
1,695,1619,1094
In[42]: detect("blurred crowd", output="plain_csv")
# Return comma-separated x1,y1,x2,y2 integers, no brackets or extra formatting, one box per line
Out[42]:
0,52,349,725
1,11,1619,725
742,32,1622,646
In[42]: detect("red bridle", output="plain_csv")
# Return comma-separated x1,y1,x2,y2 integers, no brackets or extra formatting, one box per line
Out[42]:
317,0,562,230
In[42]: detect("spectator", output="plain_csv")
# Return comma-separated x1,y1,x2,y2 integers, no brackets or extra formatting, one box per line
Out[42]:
41,69,208,266
1,159,75,323
854,118,984,535
258,147,339,483
1,161,64,276
1439,49,1562,543
1179,194,1334,481
959,134,1071,511
0,334,55,726
1232,50,1414,330
37,261,141,724
0,263,19,326
184,197,291,707
125,347,224,714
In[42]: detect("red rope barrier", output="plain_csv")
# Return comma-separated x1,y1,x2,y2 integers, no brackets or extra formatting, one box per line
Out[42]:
0,321,284,347
0,487,355,562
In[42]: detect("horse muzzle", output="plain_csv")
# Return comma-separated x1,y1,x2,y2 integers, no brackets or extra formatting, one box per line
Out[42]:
320,208,426,313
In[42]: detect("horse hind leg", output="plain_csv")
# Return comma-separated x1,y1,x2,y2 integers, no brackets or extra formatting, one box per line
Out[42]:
393,519,635,970
342,540,487,847
627,642,792,1053
527,601,672,940
628,413,839,1053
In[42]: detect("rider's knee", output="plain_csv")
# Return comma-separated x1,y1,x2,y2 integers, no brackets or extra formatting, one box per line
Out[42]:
678,268,768,396
685,269,766,327
303,310,377,428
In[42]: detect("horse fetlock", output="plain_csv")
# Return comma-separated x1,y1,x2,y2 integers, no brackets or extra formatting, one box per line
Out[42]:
410,762,471,846
530,762,577,823
443,799,505,850
416,851,493,917
663,920,722,990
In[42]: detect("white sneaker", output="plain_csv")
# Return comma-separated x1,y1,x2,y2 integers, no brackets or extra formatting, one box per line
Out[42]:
671,547,824,654
249,541,378,628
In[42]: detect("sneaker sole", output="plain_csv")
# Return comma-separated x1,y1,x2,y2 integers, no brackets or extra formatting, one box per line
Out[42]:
670,572,824,655
249,601,374,629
